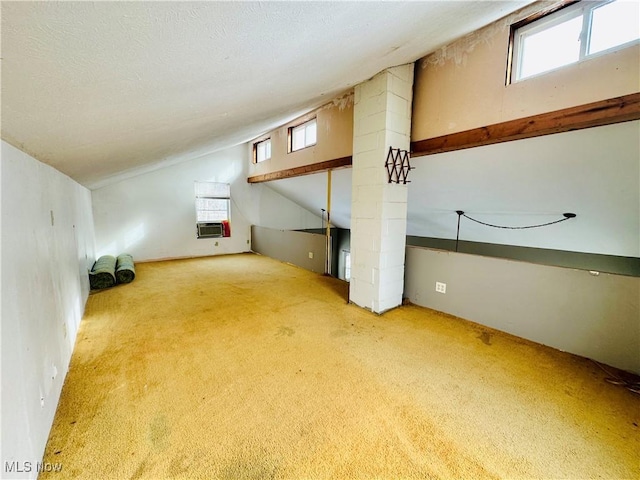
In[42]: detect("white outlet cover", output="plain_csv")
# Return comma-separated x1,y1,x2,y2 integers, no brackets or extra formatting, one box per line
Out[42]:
435,282,447,294
308,252,313,259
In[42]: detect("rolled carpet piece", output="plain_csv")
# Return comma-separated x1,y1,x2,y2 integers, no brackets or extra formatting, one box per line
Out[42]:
115,253,136,284
89,255,117,290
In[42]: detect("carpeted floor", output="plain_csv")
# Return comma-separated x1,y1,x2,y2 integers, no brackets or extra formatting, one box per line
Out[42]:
42,253,639,479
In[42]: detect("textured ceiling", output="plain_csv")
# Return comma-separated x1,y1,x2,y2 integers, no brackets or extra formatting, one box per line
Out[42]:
2,1,532,189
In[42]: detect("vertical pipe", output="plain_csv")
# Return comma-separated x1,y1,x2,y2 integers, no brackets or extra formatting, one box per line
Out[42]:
455,210,464,253
325,170,332,275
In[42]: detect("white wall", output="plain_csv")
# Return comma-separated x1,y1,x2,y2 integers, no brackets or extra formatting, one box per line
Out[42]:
265,168,353,230
92,144,322,262
1,141,96,479
404,247,640,374
407,121,640,257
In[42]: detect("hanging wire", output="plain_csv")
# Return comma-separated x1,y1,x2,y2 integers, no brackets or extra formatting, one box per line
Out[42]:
454,211,576,251
459,211,576,230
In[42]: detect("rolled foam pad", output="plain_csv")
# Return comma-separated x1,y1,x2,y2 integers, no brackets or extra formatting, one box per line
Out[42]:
115,253,136,284
89,255,117,290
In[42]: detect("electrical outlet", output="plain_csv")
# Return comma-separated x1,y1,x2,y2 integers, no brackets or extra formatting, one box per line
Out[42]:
435,282,447,294
308,252,314,259
215,241,219,246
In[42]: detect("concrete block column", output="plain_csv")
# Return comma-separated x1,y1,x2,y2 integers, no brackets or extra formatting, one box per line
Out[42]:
349,64,414,313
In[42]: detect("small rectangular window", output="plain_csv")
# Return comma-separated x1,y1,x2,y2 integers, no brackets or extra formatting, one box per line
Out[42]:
195,182,230,237
253,138,271,163
509,0,639,83
588,0,640,54
289,118,317,152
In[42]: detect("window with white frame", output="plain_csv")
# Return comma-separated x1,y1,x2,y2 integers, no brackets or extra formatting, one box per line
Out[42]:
253,138,271,163
510,0,640,82
289,118,317,152
194,182,230,237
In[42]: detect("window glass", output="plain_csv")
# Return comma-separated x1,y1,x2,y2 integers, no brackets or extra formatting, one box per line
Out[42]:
292,127,306,151
254,139,271,163
519,15,582,79
589,1,640,54
195,182,230,223
195,198,228,222
306,121,317,146
511,0,639,82
290,118,317,152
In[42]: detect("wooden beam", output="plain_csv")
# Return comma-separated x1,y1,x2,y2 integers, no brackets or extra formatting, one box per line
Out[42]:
247,156,352,183
411,93,640,157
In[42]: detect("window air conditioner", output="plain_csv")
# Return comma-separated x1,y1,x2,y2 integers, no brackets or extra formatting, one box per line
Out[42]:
197,222,224,238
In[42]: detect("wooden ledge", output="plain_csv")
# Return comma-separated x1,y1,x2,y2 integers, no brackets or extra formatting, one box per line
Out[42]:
411,92,640,157
248,156,352,183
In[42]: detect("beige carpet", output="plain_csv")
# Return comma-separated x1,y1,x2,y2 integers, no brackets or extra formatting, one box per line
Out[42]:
42,253,639,479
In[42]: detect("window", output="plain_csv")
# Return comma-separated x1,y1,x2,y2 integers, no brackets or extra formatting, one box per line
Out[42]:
195,182,230,238
289,118,317,152
589,0,640,54
510,0,640,82
253,138,271,163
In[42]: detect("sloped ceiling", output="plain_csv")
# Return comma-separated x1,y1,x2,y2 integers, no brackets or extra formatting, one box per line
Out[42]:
1,1,532,189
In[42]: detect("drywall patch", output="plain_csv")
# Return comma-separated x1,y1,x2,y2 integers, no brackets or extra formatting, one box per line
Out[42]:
318,90,355,112
422,1,556,69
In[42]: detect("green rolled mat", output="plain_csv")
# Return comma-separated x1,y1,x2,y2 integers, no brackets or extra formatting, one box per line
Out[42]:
115,253,135,284
89,255,117,290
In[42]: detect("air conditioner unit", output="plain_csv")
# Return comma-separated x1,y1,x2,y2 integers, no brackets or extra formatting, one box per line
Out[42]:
197,222,223,238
